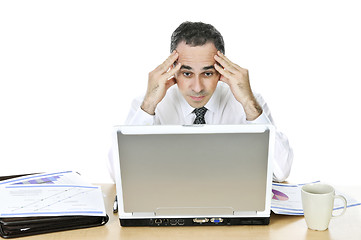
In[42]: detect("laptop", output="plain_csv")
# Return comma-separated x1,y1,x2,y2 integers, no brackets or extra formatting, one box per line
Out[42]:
112,124,274,226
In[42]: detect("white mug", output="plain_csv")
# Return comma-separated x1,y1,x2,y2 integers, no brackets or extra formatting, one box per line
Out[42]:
301,183,347,231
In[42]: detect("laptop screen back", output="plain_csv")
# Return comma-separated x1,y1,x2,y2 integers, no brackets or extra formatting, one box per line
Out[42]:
115,125,273,216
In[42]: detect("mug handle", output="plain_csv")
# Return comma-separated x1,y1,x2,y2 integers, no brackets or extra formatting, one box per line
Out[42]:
332,195,347,218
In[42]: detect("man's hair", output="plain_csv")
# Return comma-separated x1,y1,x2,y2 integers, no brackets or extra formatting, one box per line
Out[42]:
170,21,225,54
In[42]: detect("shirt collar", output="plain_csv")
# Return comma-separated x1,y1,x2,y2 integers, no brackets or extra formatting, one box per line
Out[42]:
176,83,221,117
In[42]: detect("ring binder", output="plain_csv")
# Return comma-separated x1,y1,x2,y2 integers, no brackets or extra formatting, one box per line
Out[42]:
0,174,109,239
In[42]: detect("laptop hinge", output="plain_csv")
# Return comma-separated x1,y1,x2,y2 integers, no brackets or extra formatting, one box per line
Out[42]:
233,211,257,216
132,212,155,217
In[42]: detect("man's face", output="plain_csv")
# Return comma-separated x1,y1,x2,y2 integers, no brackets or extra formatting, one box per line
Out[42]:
174,41,220,108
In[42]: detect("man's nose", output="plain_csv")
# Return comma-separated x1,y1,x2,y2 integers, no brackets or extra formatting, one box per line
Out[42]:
191,76,204,93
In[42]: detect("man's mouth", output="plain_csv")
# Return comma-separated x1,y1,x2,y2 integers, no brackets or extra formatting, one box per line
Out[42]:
190,96,205,101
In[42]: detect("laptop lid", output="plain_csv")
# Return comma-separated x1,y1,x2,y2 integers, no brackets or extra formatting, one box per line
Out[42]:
113,125,274,224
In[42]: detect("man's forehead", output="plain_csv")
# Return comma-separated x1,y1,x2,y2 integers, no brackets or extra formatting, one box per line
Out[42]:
176,41,217,69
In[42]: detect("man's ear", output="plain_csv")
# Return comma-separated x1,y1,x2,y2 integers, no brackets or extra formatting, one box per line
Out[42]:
216,69,222,81
174,69,178,83
215,62,223,81
168,62,178,84
172,60,178,69
172,61,179,83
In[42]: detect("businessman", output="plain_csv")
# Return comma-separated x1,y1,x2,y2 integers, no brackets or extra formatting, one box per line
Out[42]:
124,21,293,182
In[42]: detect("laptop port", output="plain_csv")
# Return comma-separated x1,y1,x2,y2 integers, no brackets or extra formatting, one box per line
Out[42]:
154,219,162,225
210,218,223,223
178,219,185,225
170,219,177,226
193,218,209,223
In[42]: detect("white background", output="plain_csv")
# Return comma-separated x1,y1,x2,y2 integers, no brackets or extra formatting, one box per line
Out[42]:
1,0,360,185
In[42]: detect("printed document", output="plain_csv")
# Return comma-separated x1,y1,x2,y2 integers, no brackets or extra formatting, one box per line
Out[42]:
0,171,106,218
271,181,361,215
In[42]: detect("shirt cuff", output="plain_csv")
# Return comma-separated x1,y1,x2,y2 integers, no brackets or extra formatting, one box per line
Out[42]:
246,111,270,124
128,107,155,125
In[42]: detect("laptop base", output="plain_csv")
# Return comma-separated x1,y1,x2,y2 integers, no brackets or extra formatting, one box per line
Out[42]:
120,217,270,227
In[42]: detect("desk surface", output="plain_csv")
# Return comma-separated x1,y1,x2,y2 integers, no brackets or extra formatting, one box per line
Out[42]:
14,184,361,240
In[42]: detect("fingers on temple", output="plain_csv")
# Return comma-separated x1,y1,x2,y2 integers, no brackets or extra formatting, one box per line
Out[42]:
164,61,181,79
215,52,241,73
157,51,179,73
214,63,232,79
165,77,177,89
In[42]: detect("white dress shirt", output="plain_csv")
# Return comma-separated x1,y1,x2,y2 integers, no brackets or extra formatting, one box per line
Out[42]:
124,82,293,182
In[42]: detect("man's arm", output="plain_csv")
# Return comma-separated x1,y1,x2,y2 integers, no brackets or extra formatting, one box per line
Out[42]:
141,50,181,115
214,51,262,121
252,93,293,182
125,95,156,125
213,52,293,182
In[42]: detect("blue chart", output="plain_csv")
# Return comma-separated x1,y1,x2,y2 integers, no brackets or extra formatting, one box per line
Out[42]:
0,171,106,217
1,185,104,217
13,175,62,185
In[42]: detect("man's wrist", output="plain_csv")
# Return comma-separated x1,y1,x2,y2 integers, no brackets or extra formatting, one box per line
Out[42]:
141,99,156,115
243,98,263,121
233,87,262,121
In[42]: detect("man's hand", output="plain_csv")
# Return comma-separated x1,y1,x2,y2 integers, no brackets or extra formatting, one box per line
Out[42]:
141,51,182,115
214,51,262,121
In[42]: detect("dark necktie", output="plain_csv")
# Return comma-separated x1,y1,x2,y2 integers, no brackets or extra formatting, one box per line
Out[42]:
193,107,207,124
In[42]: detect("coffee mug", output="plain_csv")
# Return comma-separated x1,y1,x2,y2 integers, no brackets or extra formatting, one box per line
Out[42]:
301,183,347,231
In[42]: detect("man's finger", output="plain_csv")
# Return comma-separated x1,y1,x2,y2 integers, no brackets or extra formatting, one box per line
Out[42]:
156,51,179,73
218,51,244,72
163,61,181,80
165,77,177,90
214,63,233,79
214,54,238,74
217,51,235,66
217,51,245,71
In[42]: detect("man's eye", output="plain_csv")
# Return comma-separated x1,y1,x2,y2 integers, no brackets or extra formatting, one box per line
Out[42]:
183,72,192,77
204,72,213,77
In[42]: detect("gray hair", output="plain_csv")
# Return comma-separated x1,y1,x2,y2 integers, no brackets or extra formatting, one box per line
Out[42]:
170,21,225,54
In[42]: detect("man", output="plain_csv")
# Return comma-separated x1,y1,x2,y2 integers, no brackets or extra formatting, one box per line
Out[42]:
124,21,293,182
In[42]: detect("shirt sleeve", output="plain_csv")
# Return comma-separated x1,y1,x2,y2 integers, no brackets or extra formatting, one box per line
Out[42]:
107,96,155,182
252,93,294,183
246,111,270,124
125,96,155,125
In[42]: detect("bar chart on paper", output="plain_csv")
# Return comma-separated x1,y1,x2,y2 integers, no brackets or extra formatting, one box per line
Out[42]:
13,175,62,185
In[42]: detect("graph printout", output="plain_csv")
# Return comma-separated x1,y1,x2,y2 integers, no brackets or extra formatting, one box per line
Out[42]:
0,171,106,217
271,181,361,215
0,171,91,186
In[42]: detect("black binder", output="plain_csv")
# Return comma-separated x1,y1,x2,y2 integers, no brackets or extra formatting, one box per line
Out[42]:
0,174,109,239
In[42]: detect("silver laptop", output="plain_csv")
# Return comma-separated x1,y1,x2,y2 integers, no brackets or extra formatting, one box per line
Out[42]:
112,124,274,226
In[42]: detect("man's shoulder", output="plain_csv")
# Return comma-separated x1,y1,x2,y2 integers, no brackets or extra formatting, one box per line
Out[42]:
156,85,182,110
216,81,231,93
214,82,236,102
166,84,180,95
162,84,180,102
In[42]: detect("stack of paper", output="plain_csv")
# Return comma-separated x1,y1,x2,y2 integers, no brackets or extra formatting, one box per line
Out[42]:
0,171,106,218
271,181,361,215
